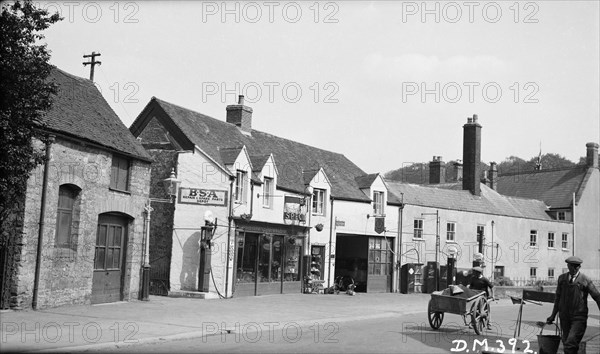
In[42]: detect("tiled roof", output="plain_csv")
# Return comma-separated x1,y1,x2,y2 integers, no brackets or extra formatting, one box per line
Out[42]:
146,98,371,201
355,173,379,189
249,155,271,172
386,181,554,220
219,147,244,165
496,166,588,208
43,68,150,161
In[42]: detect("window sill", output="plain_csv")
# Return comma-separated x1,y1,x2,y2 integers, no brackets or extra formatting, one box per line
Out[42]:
312,213,325,217
562,248,570,252
109,187,131,195
412,238,424,242
548,247,556,250
446,240,457,244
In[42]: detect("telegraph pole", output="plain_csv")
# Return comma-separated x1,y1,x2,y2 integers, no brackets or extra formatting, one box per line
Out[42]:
83,52,102,81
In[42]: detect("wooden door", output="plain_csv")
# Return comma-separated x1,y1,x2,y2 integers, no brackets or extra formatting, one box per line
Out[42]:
92,214,127,304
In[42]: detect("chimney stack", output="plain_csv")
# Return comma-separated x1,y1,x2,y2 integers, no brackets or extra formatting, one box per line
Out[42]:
462,114,482,196
586,142,599,168
489,162,498,190
452,161,463,182
226,95,253,133
429,156,446,184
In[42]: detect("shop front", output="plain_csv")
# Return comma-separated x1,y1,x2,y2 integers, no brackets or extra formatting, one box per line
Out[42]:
233,220,308,296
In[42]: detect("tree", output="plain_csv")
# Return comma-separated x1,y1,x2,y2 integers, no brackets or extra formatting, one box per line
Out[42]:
0,0,60,307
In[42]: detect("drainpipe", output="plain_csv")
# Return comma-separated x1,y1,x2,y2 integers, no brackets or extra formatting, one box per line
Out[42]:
225,177,234,297
572,192,576,256
33,136,54,310
327,196,335,288
249,183,254,217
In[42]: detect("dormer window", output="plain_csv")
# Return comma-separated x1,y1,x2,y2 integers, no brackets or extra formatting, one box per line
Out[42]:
373,191,384,216
263,177,273,208
235,170,247,203
312,189,326,215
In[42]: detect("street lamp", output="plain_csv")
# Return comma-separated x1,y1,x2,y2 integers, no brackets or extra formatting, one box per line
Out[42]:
141,168,181,301
421,210,440,291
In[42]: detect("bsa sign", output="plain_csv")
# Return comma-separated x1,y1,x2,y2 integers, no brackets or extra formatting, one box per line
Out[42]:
283,196,306,224
179,188,227,206
374,217,385,234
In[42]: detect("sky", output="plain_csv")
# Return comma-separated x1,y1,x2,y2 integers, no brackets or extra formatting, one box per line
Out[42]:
37,0,599,174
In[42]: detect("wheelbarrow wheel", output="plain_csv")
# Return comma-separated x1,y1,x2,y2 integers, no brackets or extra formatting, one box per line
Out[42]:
471,297,486,335
428,300,444,329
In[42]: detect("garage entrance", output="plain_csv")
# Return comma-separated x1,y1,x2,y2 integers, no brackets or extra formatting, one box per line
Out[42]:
335,234,393,293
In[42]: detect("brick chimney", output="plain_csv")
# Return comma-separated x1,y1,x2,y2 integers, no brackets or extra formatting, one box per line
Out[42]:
452,161,463,182
226,95,253,133
489,162,498,190
462,114,482,196
429,156,446,184
586,142,599,168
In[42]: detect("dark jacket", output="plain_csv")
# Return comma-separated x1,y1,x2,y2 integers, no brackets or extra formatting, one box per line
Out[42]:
553,272,600,319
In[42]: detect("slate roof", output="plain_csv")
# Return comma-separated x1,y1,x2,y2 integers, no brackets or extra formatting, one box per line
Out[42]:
496,166,589,208
43,68,150,161
135,98,371,201
386,181,555,220
355,173,379,189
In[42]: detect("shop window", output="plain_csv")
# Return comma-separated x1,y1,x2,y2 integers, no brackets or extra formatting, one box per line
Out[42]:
413,219,423,239
310,246,325,280
263,177,273,208
110,155,130,192
446,222,456,241
312,188,325,215
55,184,81,255
494,266,504,279
236,232,302,284
547,232,555,248
234,170,247,203
373,191,384,216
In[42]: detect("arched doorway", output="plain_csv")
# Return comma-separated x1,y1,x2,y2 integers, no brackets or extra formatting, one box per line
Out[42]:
92,213,129,304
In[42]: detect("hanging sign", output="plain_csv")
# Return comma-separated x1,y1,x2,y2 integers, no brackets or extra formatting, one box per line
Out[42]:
375,217,385,234
283,196,306,224
179,188,228,206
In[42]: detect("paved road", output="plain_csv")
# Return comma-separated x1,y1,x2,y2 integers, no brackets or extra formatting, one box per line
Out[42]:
81,301,600,353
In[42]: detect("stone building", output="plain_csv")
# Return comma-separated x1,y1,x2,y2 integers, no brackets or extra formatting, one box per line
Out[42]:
3,68,151,309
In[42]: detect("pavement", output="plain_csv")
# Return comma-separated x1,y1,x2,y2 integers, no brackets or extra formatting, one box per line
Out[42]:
1,292,598,353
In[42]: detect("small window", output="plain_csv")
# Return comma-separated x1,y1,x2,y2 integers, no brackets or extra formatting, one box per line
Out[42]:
547,232,555,248
529,230,537,247
530,267,537,278
446,222,456,241
561,233,569,249
263,178,273,208
55,185,80,251
477,225,485,253
548,268,555,279
413,219,423,239
373,191,384,216
110,155,130,191
312,189,325,215
235,170,247,203
558,211,566,220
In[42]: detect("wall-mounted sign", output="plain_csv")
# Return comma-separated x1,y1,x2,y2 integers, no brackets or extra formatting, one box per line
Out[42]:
179,188,228,206
335,219,345,227
375,217,385,234
283,196,306,224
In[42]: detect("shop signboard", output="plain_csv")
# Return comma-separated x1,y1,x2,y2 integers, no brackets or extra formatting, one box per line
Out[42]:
283,196,306,224
178,187,228,206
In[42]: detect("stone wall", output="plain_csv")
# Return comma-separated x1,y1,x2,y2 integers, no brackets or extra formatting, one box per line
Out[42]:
14,137,150,309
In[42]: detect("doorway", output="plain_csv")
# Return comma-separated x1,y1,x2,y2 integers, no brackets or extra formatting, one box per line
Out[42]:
92,214,128,304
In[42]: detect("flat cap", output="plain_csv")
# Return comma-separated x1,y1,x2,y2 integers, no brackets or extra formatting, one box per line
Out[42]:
565,256,583,265
472,266,483,272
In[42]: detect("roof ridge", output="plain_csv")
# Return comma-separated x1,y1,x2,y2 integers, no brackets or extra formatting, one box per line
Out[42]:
498,165,585,176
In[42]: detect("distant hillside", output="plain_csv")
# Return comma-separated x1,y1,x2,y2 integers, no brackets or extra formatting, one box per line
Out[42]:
384,153,589,183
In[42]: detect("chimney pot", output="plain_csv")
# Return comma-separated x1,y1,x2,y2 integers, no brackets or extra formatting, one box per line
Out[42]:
429,156,445,184
238,95,245,105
